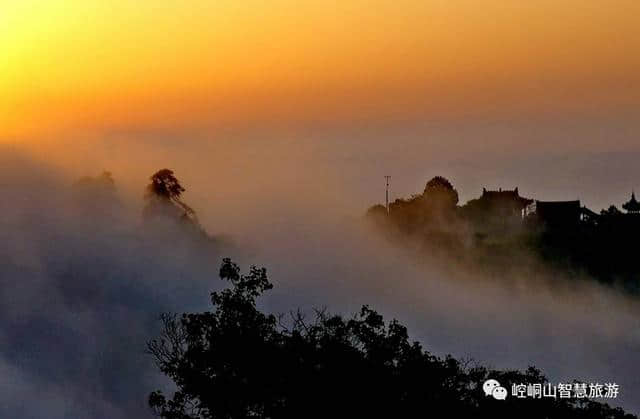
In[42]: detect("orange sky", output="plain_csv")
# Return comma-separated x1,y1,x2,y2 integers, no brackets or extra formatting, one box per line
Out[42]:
1,0,639,139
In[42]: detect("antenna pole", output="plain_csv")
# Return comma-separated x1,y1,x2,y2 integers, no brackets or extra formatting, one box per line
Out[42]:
384,176,391,214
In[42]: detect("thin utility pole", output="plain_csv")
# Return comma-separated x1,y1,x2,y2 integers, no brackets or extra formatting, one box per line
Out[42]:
384,175,391,214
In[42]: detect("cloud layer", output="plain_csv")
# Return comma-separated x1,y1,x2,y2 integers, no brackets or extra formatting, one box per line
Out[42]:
1,141,639,417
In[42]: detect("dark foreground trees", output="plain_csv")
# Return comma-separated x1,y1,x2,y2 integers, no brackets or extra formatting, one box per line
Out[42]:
148,259,635,419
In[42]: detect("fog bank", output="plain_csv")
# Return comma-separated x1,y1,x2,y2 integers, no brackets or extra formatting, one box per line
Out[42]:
1,136,639,417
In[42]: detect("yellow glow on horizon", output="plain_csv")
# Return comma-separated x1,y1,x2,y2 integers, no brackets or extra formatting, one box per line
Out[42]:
1,0,639,139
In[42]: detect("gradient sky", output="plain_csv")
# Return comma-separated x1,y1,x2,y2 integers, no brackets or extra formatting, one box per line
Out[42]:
3,5,640,416
2,0,639,139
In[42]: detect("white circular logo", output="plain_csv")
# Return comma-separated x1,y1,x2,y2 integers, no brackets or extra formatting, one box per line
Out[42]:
483,379,507,400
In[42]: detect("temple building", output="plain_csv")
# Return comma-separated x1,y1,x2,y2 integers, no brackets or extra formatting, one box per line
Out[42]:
534,200,582,228
461,187,533,234
478,187,533,219
622,191,640,214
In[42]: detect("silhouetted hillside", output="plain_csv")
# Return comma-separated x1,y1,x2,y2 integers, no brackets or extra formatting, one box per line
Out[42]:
366,177,640,292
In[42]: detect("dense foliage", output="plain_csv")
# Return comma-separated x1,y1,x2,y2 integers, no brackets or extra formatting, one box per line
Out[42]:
148,259,635,419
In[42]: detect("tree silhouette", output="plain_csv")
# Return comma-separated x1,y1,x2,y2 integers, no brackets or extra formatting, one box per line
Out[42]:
72,171,121,216
148,259,635,419
423,176,459,209
144,169,197,224
147,169,186,201
73,171,117,200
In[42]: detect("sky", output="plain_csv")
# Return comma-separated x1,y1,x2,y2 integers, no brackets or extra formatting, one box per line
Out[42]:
2,0,640,213
1,0,639,139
